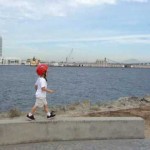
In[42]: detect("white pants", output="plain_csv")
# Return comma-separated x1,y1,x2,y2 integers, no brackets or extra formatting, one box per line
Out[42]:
35,97,48,108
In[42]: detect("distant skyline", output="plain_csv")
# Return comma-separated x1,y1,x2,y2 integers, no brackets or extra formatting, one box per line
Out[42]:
0,0,150,62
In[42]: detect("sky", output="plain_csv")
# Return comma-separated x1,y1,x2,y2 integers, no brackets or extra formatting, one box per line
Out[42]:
0,0,150,62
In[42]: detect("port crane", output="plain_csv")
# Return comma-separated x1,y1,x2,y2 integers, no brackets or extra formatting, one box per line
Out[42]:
66,49,73,63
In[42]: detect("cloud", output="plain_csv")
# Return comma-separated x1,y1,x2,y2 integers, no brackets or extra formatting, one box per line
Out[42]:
0,0,148,20
84,34,150,44
72,0,117,6
106,34,150,44
16,34,150,44
123,0,148,2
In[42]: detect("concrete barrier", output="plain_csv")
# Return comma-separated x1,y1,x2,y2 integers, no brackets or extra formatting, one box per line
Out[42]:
0,117,144,145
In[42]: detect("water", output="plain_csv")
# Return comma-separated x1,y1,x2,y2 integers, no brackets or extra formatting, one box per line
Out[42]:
0,65,150,112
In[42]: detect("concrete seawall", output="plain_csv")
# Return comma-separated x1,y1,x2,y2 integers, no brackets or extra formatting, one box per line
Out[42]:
0,117,144,145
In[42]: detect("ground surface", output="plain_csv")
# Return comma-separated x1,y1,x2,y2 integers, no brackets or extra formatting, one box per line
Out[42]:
1,139,150,150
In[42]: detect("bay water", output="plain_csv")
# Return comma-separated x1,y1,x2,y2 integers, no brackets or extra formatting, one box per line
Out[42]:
0,65,150,112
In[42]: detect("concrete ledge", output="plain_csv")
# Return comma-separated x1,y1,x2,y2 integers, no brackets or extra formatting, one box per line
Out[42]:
0,117,144,145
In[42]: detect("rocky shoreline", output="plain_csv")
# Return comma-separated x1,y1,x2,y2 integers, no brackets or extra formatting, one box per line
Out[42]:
57,95,150,117
1,95,150,118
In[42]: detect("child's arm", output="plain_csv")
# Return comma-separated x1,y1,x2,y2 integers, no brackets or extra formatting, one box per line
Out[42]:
42,87,55,94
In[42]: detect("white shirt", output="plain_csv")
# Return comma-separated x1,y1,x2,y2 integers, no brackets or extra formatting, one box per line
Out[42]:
35,77,47,98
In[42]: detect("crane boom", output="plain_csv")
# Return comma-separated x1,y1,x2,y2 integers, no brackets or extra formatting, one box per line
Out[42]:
66,49,73,63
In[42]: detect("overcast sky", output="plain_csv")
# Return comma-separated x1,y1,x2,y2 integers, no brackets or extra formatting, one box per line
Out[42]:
0,0,150,62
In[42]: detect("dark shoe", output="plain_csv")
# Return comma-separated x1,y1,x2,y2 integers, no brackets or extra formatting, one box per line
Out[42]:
51,111,56,115
47,111,56,119
26,114,35,120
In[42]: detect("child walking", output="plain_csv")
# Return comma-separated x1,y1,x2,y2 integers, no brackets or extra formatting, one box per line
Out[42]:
27,64,55,120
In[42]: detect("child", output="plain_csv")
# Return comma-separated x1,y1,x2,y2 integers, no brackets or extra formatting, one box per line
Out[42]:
27,64,55,120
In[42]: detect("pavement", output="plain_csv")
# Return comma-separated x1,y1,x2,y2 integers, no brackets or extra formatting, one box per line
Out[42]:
1,139,150,150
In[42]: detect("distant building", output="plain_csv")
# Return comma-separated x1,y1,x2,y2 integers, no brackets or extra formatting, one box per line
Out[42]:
30,57,40,66
0,57,3,64
0,36,2,57
95,58,108,67
0,57,21,65
0,37,21,65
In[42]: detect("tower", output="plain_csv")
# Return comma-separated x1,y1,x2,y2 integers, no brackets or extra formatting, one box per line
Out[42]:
0,36,2,57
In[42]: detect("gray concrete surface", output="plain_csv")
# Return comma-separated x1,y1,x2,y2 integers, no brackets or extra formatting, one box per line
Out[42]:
0,139,150,150
0,117,144,145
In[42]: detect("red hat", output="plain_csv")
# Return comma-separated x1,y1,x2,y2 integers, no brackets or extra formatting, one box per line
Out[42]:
36,64,48,76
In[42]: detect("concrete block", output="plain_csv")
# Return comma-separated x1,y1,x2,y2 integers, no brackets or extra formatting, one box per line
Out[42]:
0,117,144,145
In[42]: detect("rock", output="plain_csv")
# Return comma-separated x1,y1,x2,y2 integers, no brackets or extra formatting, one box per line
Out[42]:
143,96,150,102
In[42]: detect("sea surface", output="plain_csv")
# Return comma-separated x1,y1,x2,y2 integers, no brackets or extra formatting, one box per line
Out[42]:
0,65,150,112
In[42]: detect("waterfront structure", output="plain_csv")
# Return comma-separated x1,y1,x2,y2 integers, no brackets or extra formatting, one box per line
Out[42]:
0,57,3,64
0,36,3,64
27,57,40,66
95,58,108,67
0,36,2,57
0,57,21,65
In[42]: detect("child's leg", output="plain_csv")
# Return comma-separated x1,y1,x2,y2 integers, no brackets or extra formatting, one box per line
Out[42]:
28,105,37,117
44,104,51,116
44,104,49,113
31,105,37,115
27,105,37,120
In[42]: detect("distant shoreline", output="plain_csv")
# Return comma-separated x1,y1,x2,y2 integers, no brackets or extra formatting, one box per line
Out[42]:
1,64,150,69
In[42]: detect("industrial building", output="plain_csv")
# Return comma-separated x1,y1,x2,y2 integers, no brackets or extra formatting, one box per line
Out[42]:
0,36,2,57
0,36,21,65
0,57,21,65
0,36,2,64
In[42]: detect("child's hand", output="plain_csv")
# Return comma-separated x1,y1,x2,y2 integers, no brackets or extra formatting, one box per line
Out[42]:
48,89,55,94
